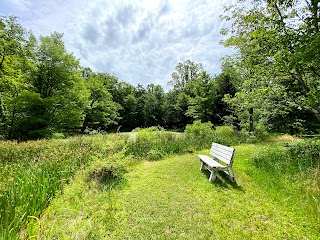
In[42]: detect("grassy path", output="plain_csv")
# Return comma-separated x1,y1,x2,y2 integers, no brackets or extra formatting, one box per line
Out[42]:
32,145,319,239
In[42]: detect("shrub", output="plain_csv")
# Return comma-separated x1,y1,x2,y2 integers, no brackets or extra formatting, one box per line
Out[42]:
214,126,234,136
126,127,184,160
147,149,164,161
185,120,214,139
52,132,65,139
89,162,127,188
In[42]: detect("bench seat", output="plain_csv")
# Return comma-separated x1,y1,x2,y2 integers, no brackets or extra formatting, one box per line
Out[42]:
197,155,225,169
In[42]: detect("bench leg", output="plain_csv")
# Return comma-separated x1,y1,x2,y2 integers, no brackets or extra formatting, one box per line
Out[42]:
200,161,205,171
228,168,236,182
209,171,217,182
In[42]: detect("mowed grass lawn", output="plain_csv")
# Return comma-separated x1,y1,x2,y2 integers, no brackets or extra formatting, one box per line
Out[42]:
32,145,319,239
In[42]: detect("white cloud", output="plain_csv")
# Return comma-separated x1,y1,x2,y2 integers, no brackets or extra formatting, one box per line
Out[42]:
1,0,236,91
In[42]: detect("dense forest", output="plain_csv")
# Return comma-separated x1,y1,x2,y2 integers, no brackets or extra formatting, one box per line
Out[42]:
1,0,319,140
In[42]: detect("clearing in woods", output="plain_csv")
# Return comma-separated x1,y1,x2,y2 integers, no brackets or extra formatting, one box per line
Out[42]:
32,145,319,239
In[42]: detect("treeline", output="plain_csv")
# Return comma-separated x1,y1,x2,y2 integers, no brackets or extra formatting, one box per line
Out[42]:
0,16,239,140
2,0,320,141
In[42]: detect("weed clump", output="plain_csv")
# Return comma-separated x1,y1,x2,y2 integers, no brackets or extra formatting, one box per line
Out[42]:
89,163,127,186
147,149,164,161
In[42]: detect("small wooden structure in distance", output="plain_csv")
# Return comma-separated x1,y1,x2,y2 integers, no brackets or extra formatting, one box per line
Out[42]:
198,142,236,182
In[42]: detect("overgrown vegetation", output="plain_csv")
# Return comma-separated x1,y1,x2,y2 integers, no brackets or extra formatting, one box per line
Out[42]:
0,124,319,238
126,121,252,161
0,134,127,239
249,140,320,225
27,140,320,239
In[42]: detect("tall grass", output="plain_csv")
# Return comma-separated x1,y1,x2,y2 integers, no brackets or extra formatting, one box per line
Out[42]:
249,140,320,227
0,134,127,239
126,121,249,161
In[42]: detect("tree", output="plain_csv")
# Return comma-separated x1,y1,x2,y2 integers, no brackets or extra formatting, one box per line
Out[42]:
111,81,139,130
221,0,320,133
82,71,120,131
168,60,204,91
185,71,215,123
31,32,89,136
144,84,165,127
134,84,147,128
0,16,36,139
167,60,205,128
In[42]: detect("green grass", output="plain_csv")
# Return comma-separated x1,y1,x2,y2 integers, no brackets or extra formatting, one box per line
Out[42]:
29,143,319,239
1,131,319,239
0,134,128,239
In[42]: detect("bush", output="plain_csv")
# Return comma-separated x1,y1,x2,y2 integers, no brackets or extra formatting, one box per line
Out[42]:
215,126,234,136
147,149,164,161
185,120,214,139
52,132,65,139
89,162,127,188
126,127,185,160
126,123,250,162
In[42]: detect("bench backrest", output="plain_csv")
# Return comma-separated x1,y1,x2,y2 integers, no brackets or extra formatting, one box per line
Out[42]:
209,142,235,166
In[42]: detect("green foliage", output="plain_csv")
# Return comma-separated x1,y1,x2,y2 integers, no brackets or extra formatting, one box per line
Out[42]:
147,149,164,161
144,84,166,127
214,125,233,136
89,161,127,189
126,127,184,160
32,32,90,134
185,121,248,146
185,72,216,122
0,16,36,139
185,120,214,139
168,60,204,91
221,0,320,133
82,72,120,131
0,18,242,139
0,134,126,239
52,132,65,139
127,123,251,161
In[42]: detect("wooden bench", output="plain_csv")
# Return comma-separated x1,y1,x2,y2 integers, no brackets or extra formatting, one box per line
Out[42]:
198,142,236,182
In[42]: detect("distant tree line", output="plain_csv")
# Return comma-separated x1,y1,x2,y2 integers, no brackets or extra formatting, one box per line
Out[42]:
0,16,239,140
1,0,320,141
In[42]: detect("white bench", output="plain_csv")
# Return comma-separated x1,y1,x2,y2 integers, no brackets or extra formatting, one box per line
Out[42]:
198,142,236,182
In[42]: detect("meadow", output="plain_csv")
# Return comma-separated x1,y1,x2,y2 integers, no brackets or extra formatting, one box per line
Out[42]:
0,123,319,239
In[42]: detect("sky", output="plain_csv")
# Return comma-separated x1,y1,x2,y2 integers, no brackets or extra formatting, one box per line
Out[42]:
1,0,235,90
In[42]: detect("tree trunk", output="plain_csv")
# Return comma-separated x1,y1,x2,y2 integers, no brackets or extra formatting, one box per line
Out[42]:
249,107,254,132
8,106,16,140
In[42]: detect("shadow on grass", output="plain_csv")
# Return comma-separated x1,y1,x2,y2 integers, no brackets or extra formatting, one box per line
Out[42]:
202,170,244,192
